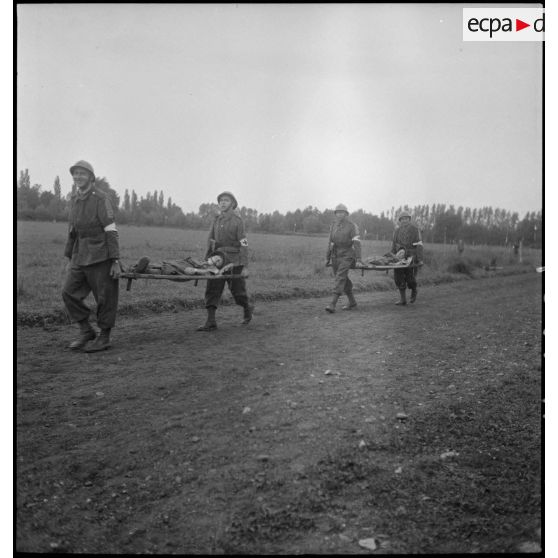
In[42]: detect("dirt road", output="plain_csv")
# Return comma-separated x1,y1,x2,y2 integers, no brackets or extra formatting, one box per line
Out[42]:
16,273,542,554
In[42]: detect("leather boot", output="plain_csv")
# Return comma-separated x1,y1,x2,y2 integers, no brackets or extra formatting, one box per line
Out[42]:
242,304,254,325
410,288,417,303
342,292,357,310
197,307,217,331
68,319,96,350
395,289,407,306
326,294,340,313
85,328,111,352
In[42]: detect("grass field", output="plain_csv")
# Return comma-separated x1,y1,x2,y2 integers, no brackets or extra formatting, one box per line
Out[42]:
16,220,541,326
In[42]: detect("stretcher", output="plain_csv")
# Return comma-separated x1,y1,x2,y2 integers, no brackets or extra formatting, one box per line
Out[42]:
355,257,423,276
120,272,245,291
356,263,423,276
327,257,423,275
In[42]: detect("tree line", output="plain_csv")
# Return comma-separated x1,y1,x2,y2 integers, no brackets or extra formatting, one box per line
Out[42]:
16,169,542,247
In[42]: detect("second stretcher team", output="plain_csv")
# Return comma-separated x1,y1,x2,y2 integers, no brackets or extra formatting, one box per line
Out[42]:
61,160,424,352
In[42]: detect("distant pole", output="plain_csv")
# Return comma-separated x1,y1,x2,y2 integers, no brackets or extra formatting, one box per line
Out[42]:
519,239,523,264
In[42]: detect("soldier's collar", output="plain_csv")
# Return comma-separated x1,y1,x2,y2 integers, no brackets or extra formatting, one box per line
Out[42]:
76,185,93,200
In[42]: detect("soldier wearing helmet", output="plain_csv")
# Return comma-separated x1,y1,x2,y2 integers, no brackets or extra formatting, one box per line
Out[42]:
391,210,423,305
325,204,362,313
62,160,121,352
197,191,253,331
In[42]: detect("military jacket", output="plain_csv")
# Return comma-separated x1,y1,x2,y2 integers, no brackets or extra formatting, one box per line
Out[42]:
391,222,423,261
206,210,248,266
326,220,362,261
64,188,120,266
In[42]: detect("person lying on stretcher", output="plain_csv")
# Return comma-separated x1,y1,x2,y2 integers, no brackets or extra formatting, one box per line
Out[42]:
127,250,235,276
360,249,411,267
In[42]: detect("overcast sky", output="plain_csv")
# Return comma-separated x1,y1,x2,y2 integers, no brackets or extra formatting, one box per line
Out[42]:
17,3,542,217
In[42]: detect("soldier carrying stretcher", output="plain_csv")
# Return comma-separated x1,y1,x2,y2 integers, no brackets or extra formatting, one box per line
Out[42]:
391,210,424,305
197,191,254,331
62,160,121,352
325,204,363,313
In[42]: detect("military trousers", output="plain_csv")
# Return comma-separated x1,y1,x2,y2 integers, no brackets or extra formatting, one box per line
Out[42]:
394,266,418,291
62,259,119,329
204,266,249,309
331,254,355,296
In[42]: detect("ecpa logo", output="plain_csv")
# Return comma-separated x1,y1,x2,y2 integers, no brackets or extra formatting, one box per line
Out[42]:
463,8,544,41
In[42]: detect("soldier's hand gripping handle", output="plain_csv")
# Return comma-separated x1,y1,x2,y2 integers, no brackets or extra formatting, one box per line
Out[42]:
110,260,121,280
219,263,235,275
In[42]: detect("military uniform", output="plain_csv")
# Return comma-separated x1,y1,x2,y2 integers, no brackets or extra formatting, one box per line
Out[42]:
203,210,250,309
327,220,362,296
196,190,253,331
62,186,120,331
324,204,362,313
391,217,423,303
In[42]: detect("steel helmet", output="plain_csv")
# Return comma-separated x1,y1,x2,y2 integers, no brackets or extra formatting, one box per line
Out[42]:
398,210,412,221
69,160,96,181
334,204,349,214
217,191,238,209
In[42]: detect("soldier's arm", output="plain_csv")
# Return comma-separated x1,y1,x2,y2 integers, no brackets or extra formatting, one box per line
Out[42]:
326,225,333,262
352,223,362,261
390,230,398,254
237,219,249,267
64,224,76,259
413,228,424,262
98,197,120,260
205,220,216,259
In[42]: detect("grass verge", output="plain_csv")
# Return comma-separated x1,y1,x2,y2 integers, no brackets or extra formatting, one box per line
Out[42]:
16,266,533,328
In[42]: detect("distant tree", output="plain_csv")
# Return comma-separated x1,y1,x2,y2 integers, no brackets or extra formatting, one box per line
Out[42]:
199,202,219,225
49,176,65,220
131,190,138,215
18,169,31,190
123,189,130,212
39,190,55,207
17,169,38,214
269,210,286,233
94,177,120,211
15,167,542,244
17,169,42,213
302,214,322,233
53,176,61,200
258,213,271,232
432,213,462,244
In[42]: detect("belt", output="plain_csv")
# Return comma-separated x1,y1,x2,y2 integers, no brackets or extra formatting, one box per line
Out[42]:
76,226,104,238
216,245,240,253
